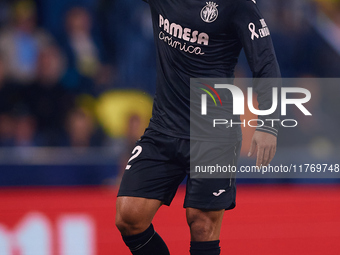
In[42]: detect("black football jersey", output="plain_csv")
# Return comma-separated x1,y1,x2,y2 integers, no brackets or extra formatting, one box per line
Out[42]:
143,0,281,140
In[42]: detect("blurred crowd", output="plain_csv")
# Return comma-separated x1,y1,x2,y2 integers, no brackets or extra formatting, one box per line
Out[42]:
0,0,339,151
0,0,154,149
257,0,340,150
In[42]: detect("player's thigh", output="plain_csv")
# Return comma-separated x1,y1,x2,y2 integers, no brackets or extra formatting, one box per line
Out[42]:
185,141,241,211
116,196,162,235
118,129,186,206
186,207,225,241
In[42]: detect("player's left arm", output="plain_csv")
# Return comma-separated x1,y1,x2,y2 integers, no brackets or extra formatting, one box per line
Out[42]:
232,0,281,167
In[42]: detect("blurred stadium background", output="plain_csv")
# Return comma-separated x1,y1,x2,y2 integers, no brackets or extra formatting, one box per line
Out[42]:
0,0,339,254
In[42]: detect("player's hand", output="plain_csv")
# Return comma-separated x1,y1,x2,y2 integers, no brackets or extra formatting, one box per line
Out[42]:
248,131,277,167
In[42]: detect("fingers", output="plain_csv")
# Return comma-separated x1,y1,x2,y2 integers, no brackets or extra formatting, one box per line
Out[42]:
261,145,277,167
267,145,277,165
256,146,264,167
248,138,256,157
262,147,271,167
249,131,277,168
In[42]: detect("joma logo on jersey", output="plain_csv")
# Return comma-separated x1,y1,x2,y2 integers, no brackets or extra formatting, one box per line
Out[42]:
200,84,312,116
159,14,209,45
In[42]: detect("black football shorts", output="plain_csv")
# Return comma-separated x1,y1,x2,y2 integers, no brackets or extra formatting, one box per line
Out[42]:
117,129,241,210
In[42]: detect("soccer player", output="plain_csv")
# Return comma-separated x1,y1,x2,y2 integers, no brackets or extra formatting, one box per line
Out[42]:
115,0,280,254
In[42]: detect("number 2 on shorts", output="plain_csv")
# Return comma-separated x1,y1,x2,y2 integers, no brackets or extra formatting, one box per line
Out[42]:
125,145,142,170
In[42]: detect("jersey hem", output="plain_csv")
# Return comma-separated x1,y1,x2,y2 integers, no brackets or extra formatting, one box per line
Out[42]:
148,122,243,142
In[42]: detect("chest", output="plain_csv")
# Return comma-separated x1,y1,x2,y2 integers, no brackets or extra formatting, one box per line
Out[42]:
149,0,235,37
